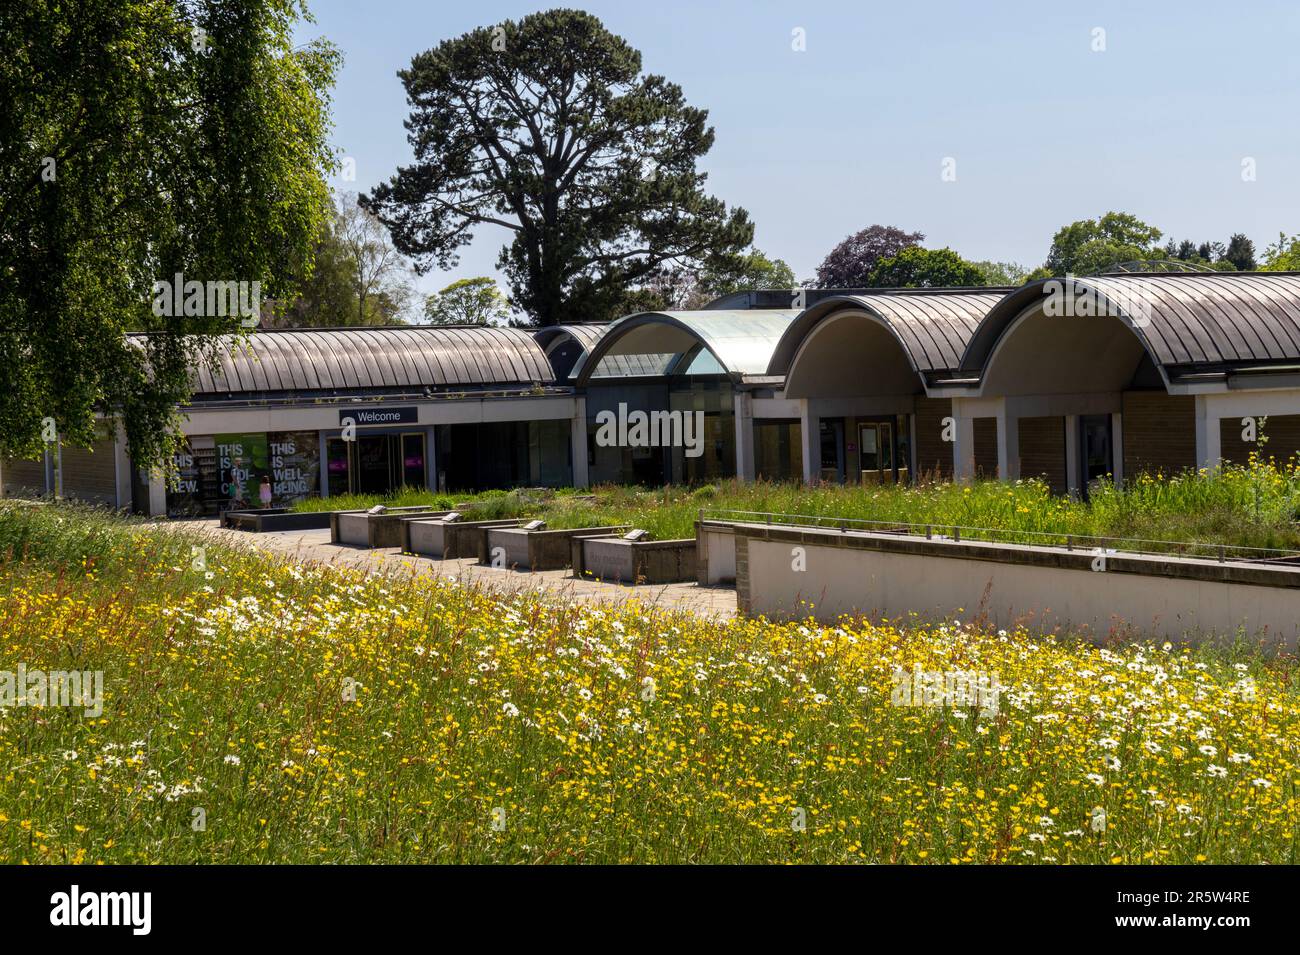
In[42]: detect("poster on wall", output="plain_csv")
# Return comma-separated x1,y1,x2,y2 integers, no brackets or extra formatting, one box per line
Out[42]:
215,433,269,510
166,436,218,516
267,431,320,506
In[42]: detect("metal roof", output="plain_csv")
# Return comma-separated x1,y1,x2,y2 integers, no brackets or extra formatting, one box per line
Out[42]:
533,324,675,380
960,273,1300,379
169,326,556,396
571,310,800,385
766,290,1008,377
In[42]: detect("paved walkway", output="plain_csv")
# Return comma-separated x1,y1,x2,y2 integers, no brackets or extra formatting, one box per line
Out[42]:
179,520,738,620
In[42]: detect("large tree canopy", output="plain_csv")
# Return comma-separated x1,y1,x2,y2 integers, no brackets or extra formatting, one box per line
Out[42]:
813,225,923,288
363,8,753,326
868,247,986,289
0,0,338,466
1040,212,1163,276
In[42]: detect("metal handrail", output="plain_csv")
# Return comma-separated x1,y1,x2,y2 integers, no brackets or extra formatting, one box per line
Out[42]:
697,507,1300,564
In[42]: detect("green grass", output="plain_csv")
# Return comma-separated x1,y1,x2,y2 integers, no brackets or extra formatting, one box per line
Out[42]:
288,460,1300,554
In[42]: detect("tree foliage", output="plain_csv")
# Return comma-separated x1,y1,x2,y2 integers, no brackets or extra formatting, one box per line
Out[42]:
1223,233,1257,271
363,9,752,327
1262,233,1300,271
423,277,513,325
1041,212,1163,275
640,248,796,310
970,260,1030,287
0,0,339,465
867,247,986,289
814,225,923,288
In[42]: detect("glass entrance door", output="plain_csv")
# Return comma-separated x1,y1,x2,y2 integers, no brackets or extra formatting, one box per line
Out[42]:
400,432,426,490
355,435,392,495
859,420,905,484
330,432,428,497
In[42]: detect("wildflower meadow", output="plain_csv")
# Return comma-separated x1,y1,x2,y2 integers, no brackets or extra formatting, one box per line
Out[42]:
0,504,1295,864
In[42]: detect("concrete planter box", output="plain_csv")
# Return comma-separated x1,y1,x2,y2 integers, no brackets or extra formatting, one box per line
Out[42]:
572,536,697,584
695,521,737,585
330,507,451,548
222,508,342,532
401,518,525,560
481,525,629,571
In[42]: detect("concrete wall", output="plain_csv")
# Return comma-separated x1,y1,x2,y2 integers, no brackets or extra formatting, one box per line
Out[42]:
731,522,1300,644
696,522,736,584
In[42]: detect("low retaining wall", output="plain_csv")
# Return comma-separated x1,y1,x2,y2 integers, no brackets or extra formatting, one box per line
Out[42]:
222,508,341,532
482,526,628,571
402,518,524,560
696,521,736,585
572,537,697,584
724,521,1300,644
330,508,449,548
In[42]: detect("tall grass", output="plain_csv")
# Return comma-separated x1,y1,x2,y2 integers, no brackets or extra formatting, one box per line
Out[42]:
283,461,1300,552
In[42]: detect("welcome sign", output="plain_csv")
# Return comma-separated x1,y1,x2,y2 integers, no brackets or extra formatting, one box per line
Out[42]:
339,406,418,426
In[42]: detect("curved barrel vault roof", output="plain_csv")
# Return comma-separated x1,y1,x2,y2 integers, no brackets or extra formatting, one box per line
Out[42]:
533,324,676,380
960,273,1300,386
169,326,557,397
767,290,1008,381
571,310,800,385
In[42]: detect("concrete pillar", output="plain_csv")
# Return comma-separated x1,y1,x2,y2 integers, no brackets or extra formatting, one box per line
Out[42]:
571,396,590,489
997,408,1020,481
908,413,919,484
1064,414,1080,495
318,432,331,498
147,468,166,517
424,426,438,493
1195,394,1222,470
799,401,818,485
1110,411,1124,486
734,391,756,482
113,421,133,510
951,401,976,482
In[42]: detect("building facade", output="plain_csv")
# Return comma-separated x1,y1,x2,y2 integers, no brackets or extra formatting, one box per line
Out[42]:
6,271,1300,513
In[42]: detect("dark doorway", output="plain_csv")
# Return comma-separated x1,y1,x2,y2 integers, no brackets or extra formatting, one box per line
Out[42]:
1079,415,1113,492
818,419,845,483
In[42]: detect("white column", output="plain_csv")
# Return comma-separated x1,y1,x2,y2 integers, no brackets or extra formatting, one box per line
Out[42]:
1194,394,1222,470
570,396,589,489
318,432,331,498
1110,411,1124,486
424,426,437,493
997,408,1020,480
147,468,167,517
733,391,756,482
113,420,133,510
1064,414,1080,495
951,400,976,482
799,400,818,484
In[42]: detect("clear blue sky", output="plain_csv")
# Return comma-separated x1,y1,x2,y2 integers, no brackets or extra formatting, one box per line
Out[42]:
298,0,1300,297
